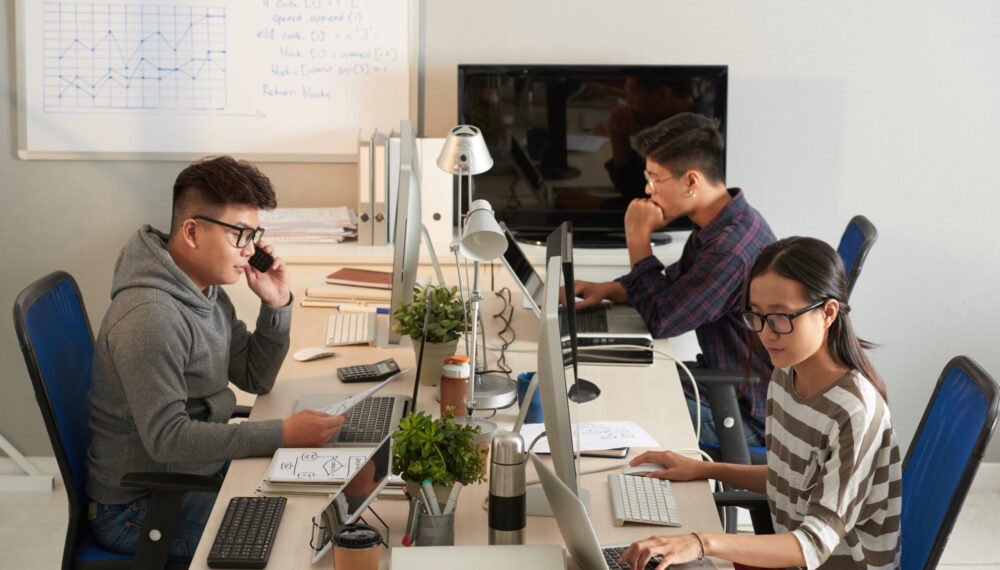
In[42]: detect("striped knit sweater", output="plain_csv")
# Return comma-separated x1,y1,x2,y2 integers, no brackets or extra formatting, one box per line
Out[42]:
765,367,901,569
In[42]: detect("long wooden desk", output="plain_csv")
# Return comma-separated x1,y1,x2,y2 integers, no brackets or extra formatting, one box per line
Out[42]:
191,278,728,569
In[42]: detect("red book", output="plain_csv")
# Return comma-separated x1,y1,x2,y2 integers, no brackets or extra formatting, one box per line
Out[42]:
325,267,393,289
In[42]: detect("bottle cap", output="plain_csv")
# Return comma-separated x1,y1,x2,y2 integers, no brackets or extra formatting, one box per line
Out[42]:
441,355,471,380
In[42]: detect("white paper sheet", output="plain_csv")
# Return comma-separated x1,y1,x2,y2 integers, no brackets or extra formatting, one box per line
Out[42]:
519,421,659,453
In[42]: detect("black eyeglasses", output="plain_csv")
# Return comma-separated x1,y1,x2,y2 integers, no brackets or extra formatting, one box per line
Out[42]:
741,300,826,334
193,215,265,249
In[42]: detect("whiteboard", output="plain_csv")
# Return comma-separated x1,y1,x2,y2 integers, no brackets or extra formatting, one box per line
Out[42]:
15,0,411,161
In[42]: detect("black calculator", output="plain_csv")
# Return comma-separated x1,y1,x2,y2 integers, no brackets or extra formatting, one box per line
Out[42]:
337,358,400,383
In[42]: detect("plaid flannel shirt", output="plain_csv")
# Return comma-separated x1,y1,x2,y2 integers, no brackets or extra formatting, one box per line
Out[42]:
619,188,775,427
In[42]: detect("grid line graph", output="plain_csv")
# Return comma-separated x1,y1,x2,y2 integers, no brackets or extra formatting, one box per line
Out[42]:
43,2,227,111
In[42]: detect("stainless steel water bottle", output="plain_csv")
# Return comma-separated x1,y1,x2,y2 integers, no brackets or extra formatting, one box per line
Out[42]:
488,429,526,544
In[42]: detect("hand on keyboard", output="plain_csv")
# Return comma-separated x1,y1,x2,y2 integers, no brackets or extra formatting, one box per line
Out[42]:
281,409,346,447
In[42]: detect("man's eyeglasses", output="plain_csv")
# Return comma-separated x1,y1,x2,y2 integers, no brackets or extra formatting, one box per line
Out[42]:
643,170,674,191
740,301,826,334
193,215,265,249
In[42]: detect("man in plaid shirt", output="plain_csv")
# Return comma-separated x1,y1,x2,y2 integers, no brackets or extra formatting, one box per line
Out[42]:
574,113,775,445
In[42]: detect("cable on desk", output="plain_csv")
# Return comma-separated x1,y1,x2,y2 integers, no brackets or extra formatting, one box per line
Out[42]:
490,287,516,375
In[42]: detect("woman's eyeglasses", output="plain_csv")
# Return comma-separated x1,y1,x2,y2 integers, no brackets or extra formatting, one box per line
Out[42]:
740,300,826,334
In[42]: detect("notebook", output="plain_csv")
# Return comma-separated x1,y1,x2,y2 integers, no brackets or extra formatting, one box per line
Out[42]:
498,222,654,365
294,393,409,447
531,452,714,570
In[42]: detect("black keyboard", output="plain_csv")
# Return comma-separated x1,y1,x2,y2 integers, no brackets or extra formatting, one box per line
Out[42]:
602,545,662,569
336,396,395,443
559,305,610,334
207,496,286,569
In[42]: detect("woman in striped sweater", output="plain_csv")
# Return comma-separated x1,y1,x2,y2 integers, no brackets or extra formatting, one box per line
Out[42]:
621,237,901,570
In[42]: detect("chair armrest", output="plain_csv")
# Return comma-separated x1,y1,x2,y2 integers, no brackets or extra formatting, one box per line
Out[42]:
689,369,760,386
232,405,252,419
713,490,767,508
713,490,775,535
120,472,223,493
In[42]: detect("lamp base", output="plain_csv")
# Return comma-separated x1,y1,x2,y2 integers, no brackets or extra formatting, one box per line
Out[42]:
452,415,497,448
469,372,517,410
568,378,601,403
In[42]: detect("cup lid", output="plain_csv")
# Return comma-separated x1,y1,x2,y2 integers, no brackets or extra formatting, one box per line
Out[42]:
332,522,381,549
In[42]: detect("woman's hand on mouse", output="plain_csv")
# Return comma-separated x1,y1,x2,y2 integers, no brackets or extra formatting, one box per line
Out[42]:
630,450,706,481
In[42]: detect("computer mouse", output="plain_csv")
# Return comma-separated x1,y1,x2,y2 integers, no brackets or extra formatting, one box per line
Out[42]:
624,462,667,476
292,347,337,362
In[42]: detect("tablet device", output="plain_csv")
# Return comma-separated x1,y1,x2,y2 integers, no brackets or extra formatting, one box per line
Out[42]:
310,435,393,564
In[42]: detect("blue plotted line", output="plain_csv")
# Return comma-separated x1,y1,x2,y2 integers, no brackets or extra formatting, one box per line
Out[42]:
43,2,227,111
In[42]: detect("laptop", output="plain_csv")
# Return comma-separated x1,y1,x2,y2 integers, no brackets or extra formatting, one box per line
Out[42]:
531,452,714,570
498,222,654,365
295,393,409,447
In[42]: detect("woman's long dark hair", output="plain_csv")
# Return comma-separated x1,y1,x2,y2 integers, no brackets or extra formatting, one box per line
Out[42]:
746,236,886,401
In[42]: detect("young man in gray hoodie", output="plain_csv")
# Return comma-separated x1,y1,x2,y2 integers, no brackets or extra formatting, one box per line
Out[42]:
86,156,346,558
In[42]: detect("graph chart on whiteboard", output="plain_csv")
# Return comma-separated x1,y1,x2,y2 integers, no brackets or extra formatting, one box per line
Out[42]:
42,3,227,111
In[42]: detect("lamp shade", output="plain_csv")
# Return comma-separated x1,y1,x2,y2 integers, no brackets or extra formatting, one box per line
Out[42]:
436,125,494,175
461,200,507,261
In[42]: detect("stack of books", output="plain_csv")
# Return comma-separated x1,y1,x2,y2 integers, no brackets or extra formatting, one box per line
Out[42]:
301,268,429,309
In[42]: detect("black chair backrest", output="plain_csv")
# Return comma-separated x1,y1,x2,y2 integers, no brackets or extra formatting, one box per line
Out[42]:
836,214,878,298
901,356,1000,570
13,271,96,570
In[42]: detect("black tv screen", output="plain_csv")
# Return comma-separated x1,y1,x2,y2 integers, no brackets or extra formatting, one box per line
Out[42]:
458,64,728,247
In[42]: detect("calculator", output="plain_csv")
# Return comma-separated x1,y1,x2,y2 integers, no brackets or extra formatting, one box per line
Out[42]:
337,358,401,383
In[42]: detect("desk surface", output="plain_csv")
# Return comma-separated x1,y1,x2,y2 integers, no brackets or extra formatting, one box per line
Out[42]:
192,277,726,570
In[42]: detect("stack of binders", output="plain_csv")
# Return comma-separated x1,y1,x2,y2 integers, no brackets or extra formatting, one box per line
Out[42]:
357,129,400,246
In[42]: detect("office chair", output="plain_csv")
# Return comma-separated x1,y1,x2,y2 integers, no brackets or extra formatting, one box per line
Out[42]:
694,215,878,531
717,355,999,568
836,214,878,298
13,271,226,570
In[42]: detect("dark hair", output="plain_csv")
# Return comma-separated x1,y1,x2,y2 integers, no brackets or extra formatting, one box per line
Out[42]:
631,112,725,184
170,156,276,233
746,236,886,401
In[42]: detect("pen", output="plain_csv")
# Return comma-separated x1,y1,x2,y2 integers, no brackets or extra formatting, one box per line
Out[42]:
402,497,421,546
442,482,462,515
334,304,389,314
421,479,441,515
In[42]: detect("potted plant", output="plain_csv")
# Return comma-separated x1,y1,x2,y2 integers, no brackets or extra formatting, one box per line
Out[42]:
391,408,488,503
392,284,468,385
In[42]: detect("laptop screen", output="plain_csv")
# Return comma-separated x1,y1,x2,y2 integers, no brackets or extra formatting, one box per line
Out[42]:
498,221,544,314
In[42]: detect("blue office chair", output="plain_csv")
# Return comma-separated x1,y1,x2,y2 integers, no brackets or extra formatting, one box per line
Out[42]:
718,355,1000,567
13,271,223,570
697,216,878,531
836,214,878,298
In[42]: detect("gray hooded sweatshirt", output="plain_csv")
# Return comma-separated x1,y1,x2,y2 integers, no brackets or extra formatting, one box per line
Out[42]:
86,226,289,504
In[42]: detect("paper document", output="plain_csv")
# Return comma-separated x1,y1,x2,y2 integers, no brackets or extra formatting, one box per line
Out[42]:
519,421,659,453
259,207,358,242
314,370,409,416
265,447,404,484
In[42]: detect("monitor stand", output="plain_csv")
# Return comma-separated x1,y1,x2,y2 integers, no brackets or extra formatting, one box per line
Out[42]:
526,487,590,517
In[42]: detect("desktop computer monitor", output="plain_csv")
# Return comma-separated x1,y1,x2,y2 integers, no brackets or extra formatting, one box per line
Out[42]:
536,255,581,498
386,119,422,345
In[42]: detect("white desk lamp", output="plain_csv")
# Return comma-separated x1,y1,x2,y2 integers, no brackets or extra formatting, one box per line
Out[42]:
437,126,517,413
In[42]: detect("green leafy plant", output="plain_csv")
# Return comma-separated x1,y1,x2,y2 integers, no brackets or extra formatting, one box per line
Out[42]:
392,285,468,344
391,408,488,486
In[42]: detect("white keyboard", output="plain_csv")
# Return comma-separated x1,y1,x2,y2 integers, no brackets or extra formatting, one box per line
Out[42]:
608,473,682,527
325,313,377,346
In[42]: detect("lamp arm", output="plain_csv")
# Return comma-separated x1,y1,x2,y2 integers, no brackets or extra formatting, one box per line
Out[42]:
465,260,482,414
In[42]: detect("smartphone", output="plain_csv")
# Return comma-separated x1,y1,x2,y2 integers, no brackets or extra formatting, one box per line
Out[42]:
248,249,274,272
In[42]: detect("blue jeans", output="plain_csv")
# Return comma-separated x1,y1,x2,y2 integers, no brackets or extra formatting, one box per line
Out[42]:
89,463,229,559
685,392,766,449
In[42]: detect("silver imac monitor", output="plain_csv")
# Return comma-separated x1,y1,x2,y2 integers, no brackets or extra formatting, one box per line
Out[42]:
528,255,587,514
310,436,392,563
384,119,422,345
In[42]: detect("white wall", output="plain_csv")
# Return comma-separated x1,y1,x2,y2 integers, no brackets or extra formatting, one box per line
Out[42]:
2,1,999,461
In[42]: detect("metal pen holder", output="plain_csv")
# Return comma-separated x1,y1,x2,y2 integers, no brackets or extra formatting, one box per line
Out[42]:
406,497,455,546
